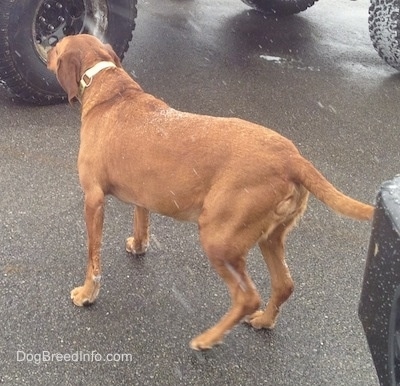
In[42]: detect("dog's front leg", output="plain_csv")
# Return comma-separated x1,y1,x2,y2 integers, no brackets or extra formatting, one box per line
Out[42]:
71,190,104,306
126,206,150,255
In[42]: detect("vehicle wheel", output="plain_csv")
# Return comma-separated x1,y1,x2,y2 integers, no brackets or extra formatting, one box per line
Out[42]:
369,0,400,71
241,0,318,16
0,0,137,105
389,286,400,386
359,176,400,386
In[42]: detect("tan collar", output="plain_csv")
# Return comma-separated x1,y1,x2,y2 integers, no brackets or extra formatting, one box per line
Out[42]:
79,61,116,98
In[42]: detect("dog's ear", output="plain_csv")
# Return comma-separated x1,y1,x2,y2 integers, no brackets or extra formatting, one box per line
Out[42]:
56,51,81,103
104,44,122,68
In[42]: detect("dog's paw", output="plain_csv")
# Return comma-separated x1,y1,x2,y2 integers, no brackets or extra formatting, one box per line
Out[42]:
189,331,223,351
70,284,99,307
244,310,276,330
125,237,148,255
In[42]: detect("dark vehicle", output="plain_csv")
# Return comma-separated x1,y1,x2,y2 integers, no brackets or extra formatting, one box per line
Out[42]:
0,0,137,104
359,175,400,386
1,0,400,104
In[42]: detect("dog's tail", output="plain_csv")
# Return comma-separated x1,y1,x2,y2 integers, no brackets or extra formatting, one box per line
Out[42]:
292,155,374,220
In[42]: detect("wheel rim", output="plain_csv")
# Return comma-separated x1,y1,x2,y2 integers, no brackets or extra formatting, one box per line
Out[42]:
32,0,109,63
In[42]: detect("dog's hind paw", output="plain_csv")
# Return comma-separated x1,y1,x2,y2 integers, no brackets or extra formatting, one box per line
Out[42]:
125,237,148,255
189,330,224,351
71,284,99,307
244,310,277,330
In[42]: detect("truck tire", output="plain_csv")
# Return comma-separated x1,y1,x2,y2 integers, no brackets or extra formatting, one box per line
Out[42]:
241,0,318,16
359,176,400,385
0,0,137,105
369,0,400,71
388,285,400,385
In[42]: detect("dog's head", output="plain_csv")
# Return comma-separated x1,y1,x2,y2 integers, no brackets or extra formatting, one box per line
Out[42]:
47,34,122,103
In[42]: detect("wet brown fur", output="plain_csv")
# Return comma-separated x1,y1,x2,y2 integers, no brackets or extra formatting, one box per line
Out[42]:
47,34,374,350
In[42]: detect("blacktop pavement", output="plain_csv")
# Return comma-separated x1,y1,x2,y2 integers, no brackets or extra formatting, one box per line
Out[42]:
1,0,399,384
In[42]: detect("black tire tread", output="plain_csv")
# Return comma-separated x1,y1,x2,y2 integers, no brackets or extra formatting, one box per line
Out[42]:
241,0,318,16
0,0,137,105
369,0,400,71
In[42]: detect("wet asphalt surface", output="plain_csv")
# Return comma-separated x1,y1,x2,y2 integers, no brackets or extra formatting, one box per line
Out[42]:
1,0,399,384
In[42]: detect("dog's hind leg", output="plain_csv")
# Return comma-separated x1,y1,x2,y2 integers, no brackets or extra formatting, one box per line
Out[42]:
126,206,150,255
246,185,308,329
247,224,294,329
190,222,261,350
71,187,105,306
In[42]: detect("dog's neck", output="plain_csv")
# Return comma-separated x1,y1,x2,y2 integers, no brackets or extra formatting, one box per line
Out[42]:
78,61,116,101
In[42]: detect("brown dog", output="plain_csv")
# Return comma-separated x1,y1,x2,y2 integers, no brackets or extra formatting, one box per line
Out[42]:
47,34,373,350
